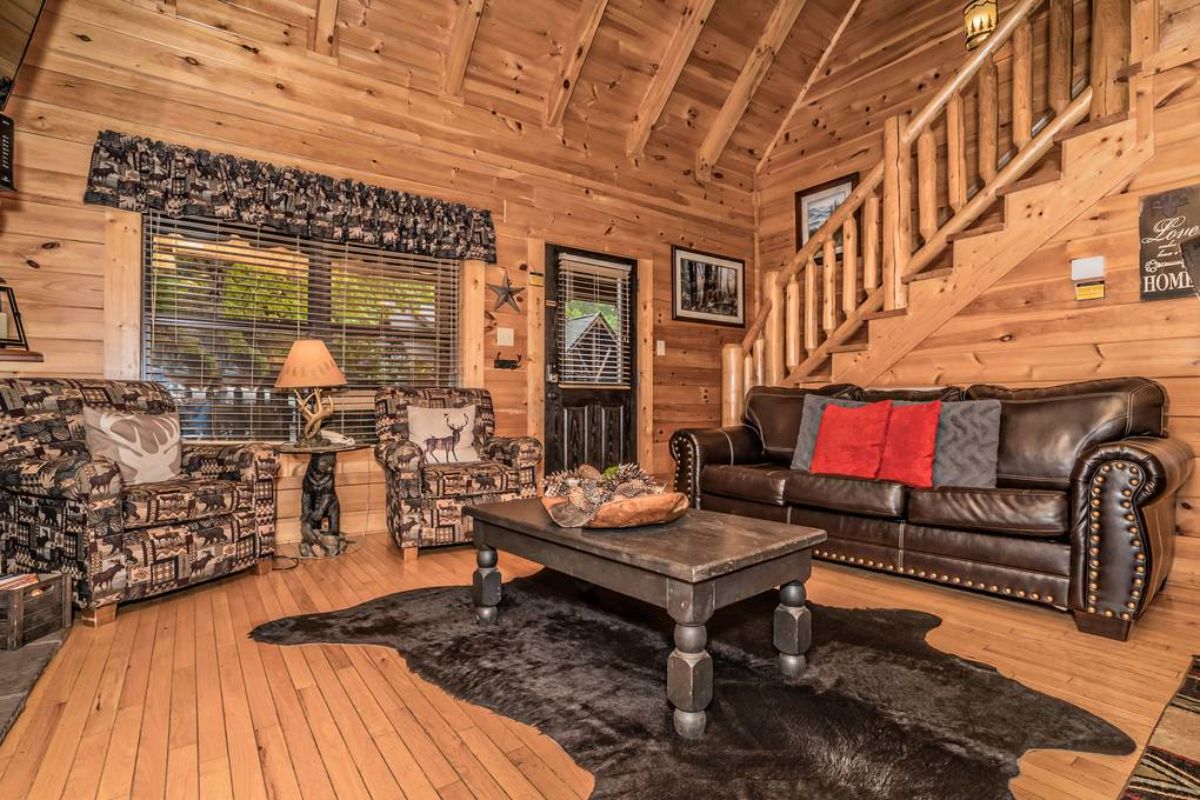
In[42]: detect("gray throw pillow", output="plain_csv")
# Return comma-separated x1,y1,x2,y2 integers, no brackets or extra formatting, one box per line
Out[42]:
931,400,1002,488
790,395,866,472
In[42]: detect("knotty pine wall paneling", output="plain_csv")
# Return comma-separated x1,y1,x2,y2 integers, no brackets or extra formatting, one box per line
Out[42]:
754,2,1200,574
0,0,754,544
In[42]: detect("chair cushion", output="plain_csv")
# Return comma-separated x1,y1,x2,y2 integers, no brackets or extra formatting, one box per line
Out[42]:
422,460,520,496
700,465,791,506
785,472,907,519
124,478,247,529
907,486,1069,538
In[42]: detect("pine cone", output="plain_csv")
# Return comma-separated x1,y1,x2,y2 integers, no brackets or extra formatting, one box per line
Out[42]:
576,464,603,481
566,486,589,509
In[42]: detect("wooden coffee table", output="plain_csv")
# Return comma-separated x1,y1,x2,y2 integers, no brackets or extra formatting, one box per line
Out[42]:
464,498,827,739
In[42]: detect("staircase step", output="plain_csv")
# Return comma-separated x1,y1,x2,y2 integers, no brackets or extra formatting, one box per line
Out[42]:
1053,113,1127,144
901,267,954,285
946,222,1006,243
828,342,869,354
997,171,1062,197
862,308,907,321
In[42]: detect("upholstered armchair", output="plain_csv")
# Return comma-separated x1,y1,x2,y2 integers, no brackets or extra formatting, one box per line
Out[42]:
0,379,279,619
374,387,541,552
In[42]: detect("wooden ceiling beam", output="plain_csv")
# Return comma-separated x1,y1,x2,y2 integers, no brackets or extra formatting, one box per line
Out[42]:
444,0,487,97
695,0,809,182
546,0,610,127
756,0,863,173
626,0,718,158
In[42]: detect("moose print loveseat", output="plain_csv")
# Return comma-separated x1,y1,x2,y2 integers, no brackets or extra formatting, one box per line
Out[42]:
374,387,541,551
0,379,279,616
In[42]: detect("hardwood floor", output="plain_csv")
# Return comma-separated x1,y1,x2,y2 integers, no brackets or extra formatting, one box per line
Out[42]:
1,533,1197,800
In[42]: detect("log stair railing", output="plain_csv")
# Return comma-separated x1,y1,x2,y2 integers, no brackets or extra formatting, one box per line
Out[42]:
722,0,1149,426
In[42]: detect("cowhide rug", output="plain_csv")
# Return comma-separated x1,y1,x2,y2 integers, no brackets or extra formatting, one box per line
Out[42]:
251,570,1133,799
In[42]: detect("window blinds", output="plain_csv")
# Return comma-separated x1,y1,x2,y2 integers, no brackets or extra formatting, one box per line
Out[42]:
555,253,632,388
142,213,461,442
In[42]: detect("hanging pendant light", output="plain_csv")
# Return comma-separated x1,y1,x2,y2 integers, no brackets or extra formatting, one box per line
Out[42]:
964,0,998,50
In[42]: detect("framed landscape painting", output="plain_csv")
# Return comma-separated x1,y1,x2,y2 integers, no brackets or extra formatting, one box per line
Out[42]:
671,246,745,327
795,173,858,255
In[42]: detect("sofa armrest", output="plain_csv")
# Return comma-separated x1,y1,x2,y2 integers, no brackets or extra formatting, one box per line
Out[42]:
481,436,543,470
669,425,764,507
0,454,123,503
180,442,280,485
1069,436,1194,622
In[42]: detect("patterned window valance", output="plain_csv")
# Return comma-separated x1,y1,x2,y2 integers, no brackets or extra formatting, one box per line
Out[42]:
83,130,497,263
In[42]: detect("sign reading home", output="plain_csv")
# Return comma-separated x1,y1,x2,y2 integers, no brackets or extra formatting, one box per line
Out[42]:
1139,185,1200,301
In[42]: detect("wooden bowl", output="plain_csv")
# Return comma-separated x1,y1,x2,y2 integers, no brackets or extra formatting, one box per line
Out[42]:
542,492,689,529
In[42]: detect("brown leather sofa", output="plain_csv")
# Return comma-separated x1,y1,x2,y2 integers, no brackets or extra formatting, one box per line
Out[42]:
669,378,1192,640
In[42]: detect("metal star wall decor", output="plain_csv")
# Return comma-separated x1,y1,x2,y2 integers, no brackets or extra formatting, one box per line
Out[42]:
488,271,525,312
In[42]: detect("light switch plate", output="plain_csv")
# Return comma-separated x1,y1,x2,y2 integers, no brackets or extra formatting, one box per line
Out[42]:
496,326,514,346
655,340,666,356
1070,255,1105,281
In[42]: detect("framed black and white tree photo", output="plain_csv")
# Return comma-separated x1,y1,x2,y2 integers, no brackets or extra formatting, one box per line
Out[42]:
795,173,859,255
671,246,745,327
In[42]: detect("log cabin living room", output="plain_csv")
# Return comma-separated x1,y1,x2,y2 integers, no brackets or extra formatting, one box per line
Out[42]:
0,0,1196,797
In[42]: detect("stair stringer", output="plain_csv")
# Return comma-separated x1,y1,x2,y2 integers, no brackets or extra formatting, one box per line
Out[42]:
829,117,1151,386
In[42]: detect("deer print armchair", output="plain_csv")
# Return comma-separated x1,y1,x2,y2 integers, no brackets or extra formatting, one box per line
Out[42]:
374,387,541,552
0,379,279,617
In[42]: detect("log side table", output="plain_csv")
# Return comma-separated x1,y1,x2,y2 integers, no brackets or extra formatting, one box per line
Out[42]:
465,498,827,739
279,441,369,559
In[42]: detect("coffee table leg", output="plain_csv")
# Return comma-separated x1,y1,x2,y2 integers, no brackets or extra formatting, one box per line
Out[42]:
774,580,812,676
667,622,713,739
473,545,501,625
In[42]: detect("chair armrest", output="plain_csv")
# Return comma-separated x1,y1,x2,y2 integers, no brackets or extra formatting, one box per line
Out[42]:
481,436,543,469
374,439,424,501
669,425,764,506
180,442,280,485
0,454,123,502
1069,436,1194,620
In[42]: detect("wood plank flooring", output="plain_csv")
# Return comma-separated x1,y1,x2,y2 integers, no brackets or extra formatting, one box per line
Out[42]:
1,532,1198,800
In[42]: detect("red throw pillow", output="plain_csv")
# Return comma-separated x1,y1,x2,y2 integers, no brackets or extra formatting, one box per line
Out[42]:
810,401,893,479
878,401,943,488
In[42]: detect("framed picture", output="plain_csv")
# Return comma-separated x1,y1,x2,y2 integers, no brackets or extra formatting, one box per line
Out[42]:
671,246,745,327
795,173,859,255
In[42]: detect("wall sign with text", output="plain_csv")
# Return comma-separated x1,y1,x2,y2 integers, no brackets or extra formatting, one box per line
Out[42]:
1139,185,1199,301
0,114,13,193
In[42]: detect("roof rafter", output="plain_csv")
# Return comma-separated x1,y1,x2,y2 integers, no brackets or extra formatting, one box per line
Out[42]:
546,0,610,127
444,0,487,97
625,0,718,159
756,0,863,173
695,0,810,182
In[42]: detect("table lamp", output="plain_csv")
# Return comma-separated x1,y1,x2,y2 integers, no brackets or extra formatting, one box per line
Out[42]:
276,339,347,444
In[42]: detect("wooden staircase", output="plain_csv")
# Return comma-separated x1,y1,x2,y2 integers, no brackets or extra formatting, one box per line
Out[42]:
722,0,1152,422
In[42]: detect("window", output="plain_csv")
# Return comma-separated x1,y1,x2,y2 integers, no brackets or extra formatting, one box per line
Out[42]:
142,214,461,442
554,253,632,387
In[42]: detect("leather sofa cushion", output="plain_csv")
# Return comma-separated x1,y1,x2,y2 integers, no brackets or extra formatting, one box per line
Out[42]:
785,472,907,519
903,525,1072,577
744,384,858,464
966,378,1167,489
907,486,1068,538
701,464,792,506
857,386,965,403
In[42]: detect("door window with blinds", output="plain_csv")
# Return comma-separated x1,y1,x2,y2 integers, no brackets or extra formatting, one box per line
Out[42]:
555,254,633,387
142,214,461,442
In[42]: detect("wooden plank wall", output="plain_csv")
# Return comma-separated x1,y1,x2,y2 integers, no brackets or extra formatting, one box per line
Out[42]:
756,1,1200,574
0,0,755,544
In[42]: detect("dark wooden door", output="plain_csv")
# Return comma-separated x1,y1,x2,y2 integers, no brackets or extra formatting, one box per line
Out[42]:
544,244,637,474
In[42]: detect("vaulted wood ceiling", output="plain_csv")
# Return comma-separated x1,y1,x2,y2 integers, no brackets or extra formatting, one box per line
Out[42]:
220,0,870,193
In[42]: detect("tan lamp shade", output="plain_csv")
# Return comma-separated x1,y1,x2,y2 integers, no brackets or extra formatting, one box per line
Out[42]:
275,339,347,389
